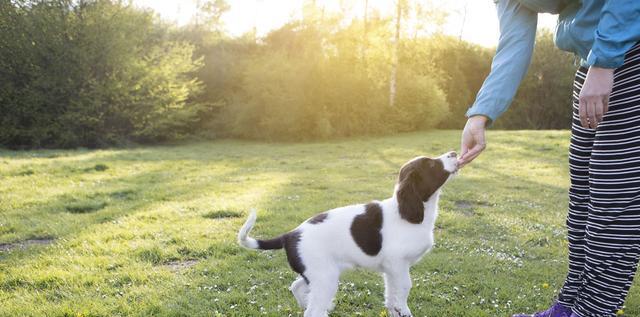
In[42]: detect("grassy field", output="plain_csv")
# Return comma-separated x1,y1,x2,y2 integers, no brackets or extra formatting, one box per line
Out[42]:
1,130,638,317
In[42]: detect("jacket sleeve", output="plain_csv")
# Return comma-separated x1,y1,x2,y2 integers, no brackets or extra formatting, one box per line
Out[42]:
466,0,537,122
586,0,640,69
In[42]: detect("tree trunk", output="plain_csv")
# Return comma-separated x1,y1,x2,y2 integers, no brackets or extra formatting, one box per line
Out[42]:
459,1,468,41
361,0,369,64
389,0,401,108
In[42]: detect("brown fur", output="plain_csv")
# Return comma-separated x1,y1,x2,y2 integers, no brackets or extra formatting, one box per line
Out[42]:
397,158,450,224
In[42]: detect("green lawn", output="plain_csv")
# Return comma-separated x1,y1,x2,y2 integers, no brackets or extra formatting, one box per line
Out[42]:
0,130,637,316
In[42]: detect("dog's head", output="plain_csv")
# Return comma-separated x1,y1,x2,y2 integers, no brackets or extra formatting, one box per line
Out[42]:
395,151,458,224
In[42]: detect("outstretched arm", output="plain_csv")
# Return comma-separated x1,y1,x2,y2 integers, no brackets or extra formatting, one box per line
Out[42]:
459,0,537,166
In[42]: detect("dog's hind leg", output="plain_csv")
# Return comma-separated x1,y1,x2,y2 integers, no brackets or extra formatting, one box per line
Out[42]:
303,270,339,317
290,276,310,309
384,265,413,317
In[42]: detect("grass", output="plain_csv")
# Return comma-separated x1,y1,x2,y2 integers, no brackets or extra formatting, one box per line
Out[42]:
0,130,638,316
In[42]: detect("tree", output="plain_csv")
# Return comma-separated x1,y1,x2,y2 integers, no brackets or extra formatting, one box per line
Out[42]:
196,0,229,31
0,0,206,148
0,0,578,148
361,0,369,63
389,0,407,107
412,0,449,39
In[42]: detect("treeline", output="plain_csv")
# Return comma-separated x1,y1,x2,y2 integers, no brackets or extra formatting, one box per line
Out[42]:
1,0,207,148
0,0,576,148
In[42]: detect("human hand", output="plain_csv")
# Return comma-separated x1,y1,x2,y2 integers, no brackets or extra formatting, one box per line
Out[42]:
579,66,614,129
458,116,488,167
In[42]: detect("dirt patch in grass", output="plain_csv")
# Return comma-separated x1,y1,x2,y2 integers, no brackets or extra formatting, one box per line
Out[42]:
65,201,107,214
163,259,199,271
84,164,109,172
202,210,242,219
455,200,474,210
454,200,492,216
109,189,136,200
0,237,55,252
17,169,35,176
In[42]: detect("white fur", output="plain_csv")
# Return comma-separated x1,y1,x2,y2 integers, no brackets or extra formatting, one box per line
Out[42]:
238,208,258,249
239,152,458,317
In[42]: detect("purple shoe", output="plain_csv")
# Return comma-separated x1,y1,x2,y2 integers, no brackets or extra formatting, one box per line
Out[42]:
512,302,573,317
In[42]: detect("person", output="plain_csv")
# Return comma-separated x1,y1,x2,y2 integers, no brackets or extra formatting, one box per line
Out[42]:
457,1,640,317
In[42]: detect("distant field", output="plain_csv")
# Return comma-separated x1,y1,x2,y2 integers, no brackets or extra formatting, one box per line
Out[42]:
1,130,637,316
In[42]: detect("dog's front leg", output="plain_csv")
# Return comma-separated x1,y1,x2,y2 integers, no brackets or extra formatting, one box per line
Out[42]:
384,265,413,317
384,273,396,309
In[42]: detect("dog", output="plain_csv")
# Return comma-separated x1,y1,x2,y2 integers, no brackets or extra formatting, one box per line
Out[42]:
237,152,458,317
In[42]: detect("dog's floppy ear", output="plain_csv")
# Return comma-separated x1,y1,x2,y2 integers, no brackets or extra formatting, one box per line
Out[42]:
421,159,444,201
397,167,424,224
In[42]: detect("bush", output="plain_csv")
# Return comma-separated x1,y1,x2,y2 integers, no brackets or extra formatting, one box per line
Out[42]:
393,68,449,132
0,2,578,148
0,0,206,148
219,22,448,141
496,30,576,129
403,35,493,129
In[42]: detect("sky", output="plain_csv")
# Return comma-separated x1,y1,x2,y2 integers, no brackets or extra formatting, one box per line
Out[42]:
134,0,557,48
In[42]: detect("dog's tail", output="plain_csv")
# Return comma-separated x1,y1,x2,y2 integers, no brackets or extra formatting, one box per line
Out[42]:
238,209,285,250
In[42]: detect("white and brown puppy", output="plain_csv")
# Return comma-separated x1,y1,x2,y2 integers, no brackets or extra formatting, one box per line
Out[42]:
238,152,458,317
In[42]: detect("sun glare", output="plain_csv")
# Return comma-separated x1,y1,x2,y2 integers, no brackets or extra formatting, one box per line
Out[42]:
135,0,556,48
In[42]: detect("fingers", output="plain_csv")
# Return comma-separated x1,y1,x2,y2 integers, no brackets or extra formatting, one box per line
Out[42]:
459,128,471,164
458,143,486,167
594,99,604,127
581,97,610,129
459,132,474,165
579,66,614,129
460,141,469,160
459,116,488,167
458,148,471,166
458,138,469,163
579,98,589,128
580,97,607,129
587,100,597,129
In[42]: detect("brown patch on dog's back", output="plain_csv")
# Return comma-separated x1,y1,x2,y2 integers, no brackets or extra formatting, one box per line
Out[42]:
307,213,328,224
350,202,383,256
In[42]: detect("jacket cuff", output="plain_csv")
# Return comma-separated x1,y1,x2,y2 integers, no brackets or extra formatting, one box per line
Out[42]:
466,106,499,124
586,50,624,69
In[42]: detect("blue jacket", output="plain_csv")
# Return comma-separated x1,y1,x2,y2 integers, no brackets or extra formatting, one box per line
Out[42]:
466,0,640,122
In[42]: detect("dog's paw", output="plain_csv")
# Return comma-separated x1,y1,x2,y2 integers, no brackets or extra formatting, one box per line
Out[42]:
387,307,412,317
289,279,309,309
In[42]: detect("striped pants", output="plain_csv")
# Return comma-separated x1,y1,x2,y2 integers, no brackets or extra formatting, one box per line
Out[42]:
557,43,640,317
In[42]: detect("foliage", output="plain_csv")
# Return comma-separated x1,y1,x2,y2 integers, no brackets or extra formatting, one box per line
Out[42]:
0,0,579,148
496,30,577,129
218,20,449,141
3,132,640,316
418,35,494,129
174,25,258,139
0,0,206,148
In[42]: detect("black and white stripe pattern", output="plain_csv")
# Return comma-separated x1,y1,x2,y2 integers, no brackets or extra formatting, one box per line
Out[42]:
558,43,640,317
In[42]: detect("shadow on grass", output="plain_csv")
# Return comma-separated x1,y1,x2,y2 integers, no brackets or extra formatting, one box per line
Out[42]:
155,151,572,316
0,132,578,316
0,155,253,258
